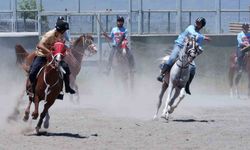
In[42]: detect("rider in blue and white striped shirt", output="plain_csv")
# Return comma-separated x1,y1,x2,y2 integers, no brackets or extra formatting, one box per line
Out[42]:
103,16,135,75
157,17,210,95
236,23,250,73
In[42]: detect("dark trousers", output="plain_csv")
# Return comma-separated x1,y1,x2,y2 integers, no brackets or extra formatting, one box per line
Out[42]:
29,57,71,83
29,56,47,83
60,60,70,75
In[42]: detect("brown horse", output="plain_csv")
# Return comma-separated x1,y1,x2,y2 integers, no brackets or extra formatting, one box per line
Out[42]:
228,48,250,98
15,34,97,101
64,34,97,100
112,39,135,92
7,34,97,123
23,41,65,133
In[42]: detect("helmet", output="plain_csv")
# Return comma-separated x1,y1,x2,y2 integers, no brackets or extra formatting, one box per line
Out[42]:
195,17,206,27
117,16,124,22
242,23,249,29
55,20,69,31
57,16,65,21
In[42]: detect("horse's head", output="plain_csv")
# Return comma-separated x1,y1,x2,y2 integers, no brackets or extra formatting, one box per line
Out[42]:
72,34,97,56
184,36,203,62
49,41,66,67
120,39,129,56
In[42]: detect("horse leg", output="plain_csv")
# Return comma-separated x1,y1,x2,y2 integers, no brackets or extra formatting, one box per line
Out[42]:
168,88,183,114
153,82,168,120
161,82,174,120
228,67,235,98
43,112,50,129
36,99,55,133
129,71,135,93
32,95,39,120
248,73,250,98
235,72,242,99
74,83,80,103
23,97,32,122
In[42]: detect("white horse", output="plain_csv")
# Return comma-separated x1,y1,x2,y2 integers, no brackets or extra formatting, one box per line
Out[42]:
154,37,203,120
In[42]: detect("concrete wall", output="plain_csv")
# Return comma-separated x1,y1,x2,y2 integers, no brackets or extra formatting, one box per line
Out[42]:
0,34,39,70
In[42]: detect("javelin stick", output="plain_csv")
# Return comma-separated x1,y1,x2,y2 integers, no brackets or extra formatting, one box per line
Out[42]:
95,15,112,50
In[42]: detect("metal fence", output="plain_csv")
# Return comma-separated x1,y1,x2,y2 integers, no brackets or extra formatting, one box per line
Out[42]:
1,0,250,35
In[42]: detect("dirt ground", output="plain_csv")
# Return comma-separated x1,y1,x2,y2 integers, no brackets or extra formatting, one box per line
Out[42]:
1,68,250,150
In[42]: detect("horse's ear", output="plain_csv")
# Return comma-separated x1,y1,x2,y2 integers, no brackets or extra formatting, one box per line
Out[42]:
82,33,86,37
86,33,94,41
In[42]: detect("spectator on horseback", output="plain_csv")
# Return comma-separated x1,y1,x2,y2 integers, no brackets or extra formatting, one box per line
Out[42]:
103,16,135,75
236,23,250,73
56,16,72,48
29,20,76,95
157,17,211,95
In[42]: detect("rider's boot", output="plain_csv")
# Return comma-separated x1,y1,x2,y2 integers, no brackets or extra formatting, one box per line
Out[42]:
185,73,195,95
64,74,75,94
157,63,171,82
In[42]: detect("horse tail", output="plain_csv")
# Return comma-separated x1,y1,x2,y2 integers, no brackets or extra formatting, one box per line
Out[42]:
15,44,29,65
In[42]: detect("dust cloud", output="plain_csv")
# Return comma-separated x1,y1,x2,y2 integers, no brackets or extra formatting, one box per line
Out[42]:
0,38,249,130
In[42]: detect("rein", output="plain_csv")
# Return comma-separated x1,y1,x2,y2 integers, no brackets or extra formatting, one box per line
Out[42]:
43,56,62,101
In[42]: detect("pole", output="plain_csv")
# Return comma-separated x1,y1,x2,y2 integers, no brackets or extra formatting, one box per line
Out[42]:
97,13,102,62
12,0,17,32
138,0,143,34
176,0,182,33
128,0,132,49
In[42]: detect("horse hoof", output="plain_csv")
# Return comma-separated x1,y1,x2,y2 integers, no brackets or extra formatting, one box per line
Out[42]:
32,113,38,120
43,117,50,129
35,127,40,134
23,112,29,122
153,115,158,121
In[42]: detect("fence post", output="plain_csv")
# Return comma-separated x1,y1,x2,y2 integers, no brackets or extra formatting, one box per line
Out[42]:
36,0,41,35
176,0,182,33
97,13,102,62
138,0,143,34
216,0,221,34
148,9,150,33
12,0,17,32
128,0,132,49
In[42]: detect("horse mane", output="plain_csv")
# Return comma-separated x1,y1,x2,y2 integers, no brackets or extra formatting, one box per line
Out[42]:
15,44,29,65
73,35,84,48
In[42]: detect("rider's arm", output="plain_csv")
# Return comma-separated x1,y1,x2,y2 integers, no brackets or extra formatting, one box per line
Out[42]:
188,25,205,41
103,28,114,41
237,32,247,48
64,30,71,43
37,37,51,54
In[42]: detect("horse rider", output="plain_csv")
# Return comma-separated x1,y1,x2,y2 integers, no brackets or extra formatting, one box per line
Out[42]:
157,17,211,95
236,23,250,73
56,16,72,48
29,20,76,95
103,16,135,75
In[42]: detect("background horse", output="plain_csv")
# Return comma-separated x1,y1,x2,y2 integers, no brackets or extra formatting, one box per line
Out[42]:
228,46,250,98
154,37,202,120
23,41,65,133
64,34,97,101
15,34,97,101
112,39,135,92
